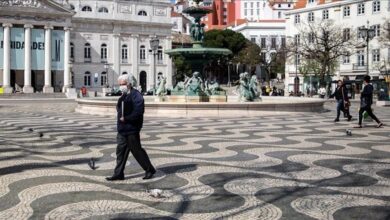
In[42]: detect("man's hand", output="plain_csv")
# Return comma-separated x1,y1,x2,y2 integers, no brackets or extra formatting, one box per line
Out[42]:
120,117,125,122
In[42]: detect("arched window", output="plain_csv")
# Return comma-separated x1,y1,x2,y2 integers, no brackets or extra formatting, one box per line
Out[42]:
84,72,91,86
122,72,128,75
81,6,92,12
101,72,107,86
140,45,146,62
69,4,75,10
138,10,147,16
98,7,109,13
70,42,74,59
84,43,91,62
101,43,107,61
121,44,128,63
157,46,163,64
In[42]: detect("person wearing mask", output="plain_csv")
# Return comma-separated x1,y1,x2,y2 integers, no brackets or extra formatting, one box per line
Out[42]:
355,75,383,128
106,74,156,181
330,80,352,122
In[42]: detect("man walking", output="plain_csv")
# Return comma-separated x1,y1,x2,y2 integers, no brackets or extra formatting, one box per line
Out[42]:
106,74,156,181
330,80,352,122
355,75,383,128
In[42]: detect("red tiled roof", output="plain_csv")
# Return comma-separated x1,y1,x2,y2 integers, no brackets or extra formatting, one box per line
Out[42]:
294,0,342,9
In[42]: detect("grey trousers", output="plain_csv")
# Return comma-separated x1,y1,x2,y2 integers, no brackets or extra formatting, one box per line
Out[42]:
113,132,154,177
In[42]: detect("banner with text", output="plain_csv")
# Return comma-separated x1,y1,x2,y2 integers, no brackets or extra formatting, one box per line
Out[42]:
31,29,45,70
51,30,64,70
0,28,3,68
11,28,25,70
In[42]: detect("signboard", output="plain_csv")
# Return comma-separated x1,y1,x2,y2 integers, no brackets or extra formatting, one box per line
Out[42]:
51,30,64,70
11,28,25,70
0,28,64,70
31,29,45,70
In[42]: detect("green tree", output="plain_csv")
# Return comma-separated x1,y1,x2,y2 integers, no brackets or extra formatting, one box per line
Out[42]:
204,29,247,56
233,41,262,74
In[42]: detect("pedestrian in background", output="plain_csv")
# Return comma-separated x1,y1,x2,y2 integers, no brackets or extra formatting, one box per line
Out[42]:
330,80,352,122
355,75,383,128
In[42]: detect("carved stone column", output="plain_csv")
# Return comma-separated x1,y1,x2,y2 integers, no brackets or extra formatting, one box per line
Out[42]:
23,24,34,93
63,27,71,92
131,34,139,83
43,25,54,93
2,23,13,93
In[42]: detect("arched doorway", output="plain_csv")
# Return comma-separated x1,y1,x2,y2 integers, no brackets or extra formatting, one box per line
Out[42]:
139,71,147,93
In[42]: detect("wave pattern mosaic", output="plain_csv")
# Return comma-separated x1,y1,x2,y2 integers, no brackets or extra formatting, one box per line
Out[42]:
0,101,389,220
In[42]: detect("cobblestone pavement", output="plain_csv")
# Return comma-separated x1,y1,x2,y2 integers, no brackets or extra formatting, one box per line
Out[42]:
0,100,389,220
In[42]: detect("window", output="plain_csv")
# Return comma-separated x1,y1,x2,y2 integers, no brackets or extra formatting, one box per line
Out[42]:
244,2,247,8
251,9,253,16
357,50,365,66
343,6,350,17
308,12,314,22
294,34,300,45
294,14,300,24
343,28,350,41
81,6,92,12
157,46,163,64
261,52,266,62
343,55,350,64
372,49,380,62
122,72,128,75
278,11,282,18
140,45,146,62
322,9,329,20
251,37,256,43
288,4,291,7
308,32,315,43
278,4,281,8
121,44,128,62
98,7,109,13
281,37,286,48
357,26,365,39
371,24,380,37
244,9,247,16
84,43,91,61
373,0,380,12
261,37,266,48
101,72,107,86
84,72,91,86
358,3,365,15
271,37,276,49
250,2,253,8
101,43,107,61
70,42,74,59
138,10,147,16
295,54,301,65
308,0,315,3
69,4,75,10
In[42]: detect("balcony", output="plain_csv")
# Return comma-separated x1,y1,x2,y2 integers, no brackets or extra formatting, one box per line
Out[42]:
352,63,366,71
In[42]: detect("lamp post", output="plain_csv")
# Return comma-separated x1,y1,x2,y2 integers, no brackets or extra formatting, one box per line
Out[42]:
228,61,232,87
294,47,300,96
104,63,109,88
149,36,160,95
359,21,375,76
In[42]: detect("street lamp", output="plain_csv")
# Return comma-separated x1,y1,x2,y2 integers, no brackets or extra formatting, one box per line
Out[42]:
228,61,232,87
103,63,110,88
294,47,300,96
359,21,375,75
149,36,160,95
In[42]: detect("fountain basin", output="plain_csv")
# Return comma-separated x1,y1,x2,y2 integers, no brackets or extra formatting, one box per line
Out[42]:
75,96,326,117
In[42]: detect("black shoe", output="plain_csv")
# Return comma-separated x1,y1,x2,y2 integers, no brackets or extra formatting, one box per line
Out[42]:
347,116,352,121
106,175,124,181
334,118,340,122
143,168,156,180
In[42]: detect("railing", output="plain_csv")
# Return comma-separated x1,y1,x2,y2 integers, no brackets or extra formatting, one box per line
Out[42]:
352,63,366,71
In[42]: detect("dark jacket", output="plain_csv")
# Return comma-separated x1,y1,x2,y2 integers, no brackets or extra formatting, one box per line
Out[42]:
116,88,144,135
330,86,349,102
360,84,373,107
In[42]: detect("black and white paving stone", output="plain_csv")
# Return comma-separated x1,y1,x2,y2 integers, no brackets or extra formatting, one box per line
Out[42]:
0,100,389,220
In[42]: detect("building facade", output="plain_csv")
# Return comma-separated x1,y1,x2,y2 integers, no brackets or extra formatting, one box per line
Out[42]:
284,0,390,95
0,0,173,94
